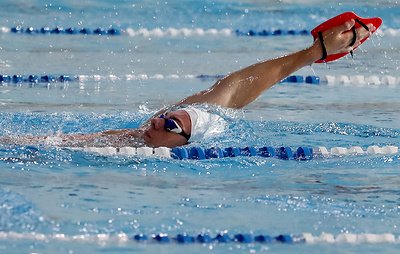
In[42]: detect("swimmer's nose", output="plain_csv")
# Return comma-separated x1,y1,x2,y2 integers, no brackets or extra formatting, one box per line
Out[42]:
151,117,165,131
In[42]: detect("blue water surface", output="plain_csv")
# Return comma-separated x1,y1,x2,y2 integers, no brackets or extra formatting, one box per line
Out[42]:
1,0,400,253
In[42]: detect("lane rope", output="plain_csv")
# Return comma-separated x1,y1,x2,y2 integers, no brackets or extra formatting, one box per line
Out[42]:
1,26,397,37
1,26,309,37
0,231,398,244
78,145,399,159
1,74,399,86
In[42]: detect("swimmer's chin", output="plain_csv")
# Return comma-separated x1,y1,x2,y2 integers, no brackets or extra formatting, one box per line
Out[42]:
140,131,157,148
141,131,150,140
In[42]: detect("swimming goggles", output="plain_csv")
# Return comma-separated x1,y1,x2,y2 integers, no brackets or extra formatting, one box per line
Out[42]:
159,114,191,140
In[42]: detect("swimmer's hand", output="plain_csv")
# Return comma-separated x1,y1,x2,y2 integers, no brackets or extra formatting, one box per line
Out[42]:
314,19,375,57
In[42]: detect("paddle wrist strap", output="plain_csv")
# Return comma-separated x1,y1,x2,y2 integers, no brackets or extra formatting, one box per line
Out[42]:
318,31,327,61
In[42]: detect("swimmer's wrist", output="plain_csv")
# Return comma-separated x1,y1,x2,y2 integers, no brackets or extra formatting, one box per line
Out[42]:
306,42,325,64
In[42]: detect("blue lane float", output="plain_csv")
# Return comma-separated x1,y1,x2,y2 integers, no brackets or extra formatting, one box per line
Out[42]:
305,75,320,84
171,146,290,160
235,29,310,36
0,74,74,83
132,233,298,244
10,26,122,36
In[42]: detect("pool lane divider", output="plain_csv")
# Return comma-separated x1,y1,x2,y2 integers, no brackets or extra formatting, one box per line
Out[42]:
3,26,398,37
134,232,399,244
81,145,399,159
1,74,399,86
0,231,398,244
134,233,299,243
5,26,313,37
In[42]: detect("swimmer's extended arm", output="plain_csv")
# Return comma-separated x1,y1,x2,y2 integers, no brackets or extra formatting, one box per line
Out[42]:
139,20,373,129
175,20,374,109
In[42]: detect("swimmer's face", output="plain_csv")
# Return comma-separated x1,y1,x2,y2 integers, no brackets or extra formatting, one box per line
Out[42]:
142,110,191,148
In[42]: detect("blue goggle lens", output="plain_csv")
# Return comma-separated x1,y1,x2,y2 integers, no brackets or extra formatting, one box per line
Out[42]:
159,114,190,140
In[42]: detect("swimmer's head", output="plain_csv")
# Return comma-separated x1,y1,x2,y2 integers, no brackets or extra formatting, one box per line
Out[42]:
142,106,226,148
181,107,226,142
142,110,191,148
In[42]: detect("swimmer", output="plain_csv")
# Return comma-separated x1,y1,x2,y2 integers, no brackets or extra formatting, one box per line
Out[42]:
1,19,375,148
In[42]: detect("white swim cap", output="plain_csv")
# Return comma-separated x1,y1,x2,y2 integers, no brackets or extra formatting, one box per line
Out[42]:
181,107,226,142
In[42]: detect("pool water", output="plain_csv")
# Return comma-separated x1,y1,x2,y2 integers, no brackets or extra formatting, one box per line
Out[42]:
1,0,400,253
